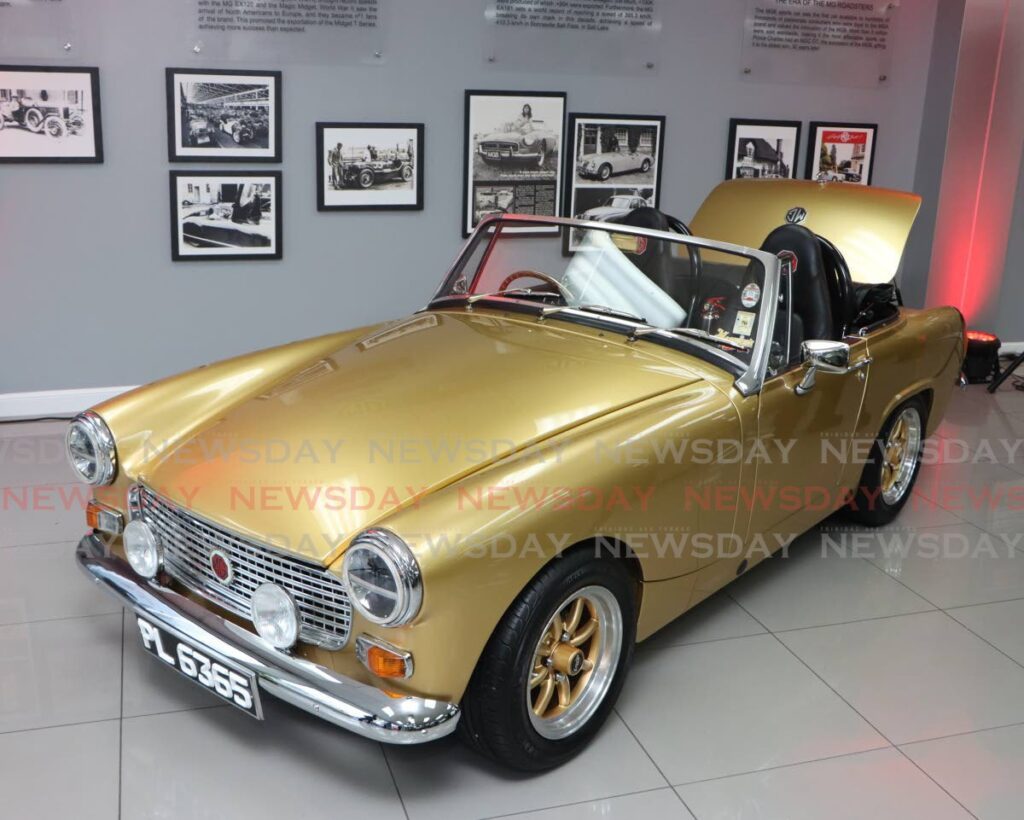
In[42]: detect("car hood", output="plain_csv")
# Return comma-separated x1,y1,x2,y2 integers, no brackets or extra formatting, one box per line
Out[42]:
140,310,701,564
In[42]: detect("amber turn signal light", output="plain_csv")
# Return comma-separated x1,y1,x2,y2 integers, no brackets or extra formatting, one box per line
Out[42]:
86,499,124,534
367,645,410,678
355,635,413,679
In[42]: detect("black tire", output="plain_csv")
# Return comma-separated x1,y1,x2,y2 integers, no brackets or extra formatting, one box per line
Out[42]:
459,548,636,772
640,158,651,172
358,168,375,188
845,395,928,526
598,163,612,181
401,164,413,181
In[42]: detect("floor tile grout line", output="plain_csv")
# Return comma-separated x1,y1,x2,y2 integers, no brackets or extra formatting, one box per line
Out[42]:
670,743,892,788
944,594,1024,612
0,715,122,738
117,612,125,820
378,743,410,820
898,718,1024,749
480,785,684,820
0,703,231,739
726,593,980,820
611,707,676,790
0,608,125,629
938,609,1024,674
856,554,1024,674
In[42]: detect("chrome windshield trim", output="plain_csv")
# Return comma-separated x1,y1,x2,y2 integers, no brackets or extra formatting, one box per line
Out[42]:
429,215,781,396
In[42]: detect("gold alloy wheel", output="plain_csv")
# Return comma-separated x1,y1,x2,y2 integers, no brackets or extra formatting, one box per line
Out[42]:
880,406,922,505
527,585,622,740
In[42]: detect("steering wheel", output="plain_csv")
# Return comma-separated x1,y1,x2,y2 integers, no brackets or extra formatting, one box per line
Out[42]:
498,269,574,303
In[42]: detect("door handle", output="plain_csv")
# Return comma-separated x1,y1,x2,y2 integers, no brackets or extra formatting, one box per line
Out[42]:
848,356,873,372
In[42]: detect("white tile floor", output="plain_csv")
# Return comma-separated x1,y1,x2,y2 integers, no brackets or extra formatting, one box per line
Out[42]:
2,385,1024,819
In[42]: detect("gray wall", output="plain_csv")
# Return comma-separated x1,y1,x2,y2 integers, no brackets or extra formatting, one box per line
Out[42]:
903,0,966,308
1,0,941,393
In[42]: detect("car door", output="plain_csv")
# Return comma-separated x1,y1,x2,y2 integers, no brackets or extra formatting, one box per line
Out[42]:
744,337,870,547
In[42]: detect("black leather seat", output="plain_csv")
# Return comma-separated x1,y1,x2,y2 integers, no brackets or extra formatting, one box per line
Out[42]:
606,207,687,302
760,225,835,344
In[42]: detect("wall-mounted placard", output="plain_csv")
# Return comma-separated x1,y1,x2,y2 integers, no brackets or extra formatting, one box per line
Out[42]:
0,0,86,60
482,0,661,76
185,0,386,65
741,0,898,88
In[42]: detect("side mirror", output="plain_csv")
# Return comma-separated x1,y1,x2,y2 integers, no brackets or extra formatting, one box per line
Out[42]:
795,340,851,395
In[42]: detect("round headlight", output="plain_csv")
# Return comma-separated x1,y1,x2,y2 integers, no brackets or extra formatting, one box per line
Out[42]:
66,412,117,486
123,520,162,579
251,583,299,649
342,529,422,627
523,134,536,146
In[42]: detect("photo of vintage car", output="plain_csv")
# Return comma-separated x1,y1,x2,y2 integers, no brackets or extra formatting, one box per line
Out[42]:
577,192,652,221
577,148,653,181
0,93,86,139
73,180,963,772
187,116,216,146
219,116,254,145
335,156,414,190
477,120,559,168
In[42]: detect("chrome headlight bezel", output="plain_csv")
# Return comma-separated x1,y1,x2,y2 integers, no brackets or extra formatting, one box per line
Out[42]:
66,411,117,486
342,529,422,628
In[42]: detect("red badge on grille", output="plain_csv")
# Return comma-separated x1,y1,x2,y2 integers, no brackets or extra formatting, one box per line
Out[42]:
210,550,233,584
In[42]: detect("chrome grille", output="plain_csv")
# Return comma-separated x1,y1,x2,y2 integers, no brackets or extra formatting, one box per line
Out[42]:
135,486,351,649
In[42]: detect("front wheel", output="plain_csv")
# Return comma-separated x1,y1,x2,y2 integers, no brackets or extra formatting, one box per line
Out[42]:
459,548,636,771
24,108,44,132
598,163,612,181
845,396,927,526
358,168,375,188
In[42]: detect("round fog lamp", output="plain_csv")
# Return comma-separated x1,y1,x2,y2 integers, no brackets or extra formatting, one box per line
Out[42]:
123,520,162,579
251,583,299,649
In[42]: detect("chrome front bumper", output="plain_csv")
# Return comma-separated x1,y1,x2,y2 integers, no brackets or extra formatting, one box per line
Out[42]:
76,534,460,744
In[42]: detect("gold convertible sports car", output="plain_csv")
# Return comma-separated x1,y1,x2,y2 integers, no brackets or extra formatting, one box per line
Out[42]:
72,180,964,771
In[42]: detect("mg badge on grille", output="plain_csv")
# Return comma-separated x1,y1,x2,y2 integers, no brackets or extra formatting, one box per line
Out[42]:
209,549,234,584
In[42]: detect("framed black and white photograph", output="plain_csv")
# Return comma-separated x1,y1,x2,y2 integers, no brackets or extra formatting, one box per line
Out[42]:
806,121,877,185
166,68,281,162
725,118,801,180
170,171,282,261
463,89,566,236
565,113,664,249
0,65,102,163
316,122,423,211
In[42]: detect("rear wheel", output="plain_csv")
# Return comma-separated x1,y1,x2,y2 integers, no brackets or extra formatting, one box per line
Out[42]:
43,115,66,138
459,548,636,771
845,396,927,526
640,158,651,172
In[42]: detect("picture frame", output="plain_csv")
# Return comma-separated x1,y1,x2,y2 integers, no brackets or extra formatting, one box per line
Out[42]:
805,121,877,185
166,68,282,162
565,113,665,251
463,89,567,237
316,122,424,211
0,65,103,163
725,118,801,180
169,171,282,261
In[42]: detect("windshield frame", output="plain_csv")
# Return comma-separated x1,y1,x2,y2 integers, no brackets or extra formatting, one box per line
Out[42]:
428,214,780,397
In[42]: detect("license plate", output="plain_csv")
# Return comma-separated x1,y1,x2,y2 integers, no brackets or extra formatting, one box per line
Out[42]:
135,616,262,718
196,136,210,144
